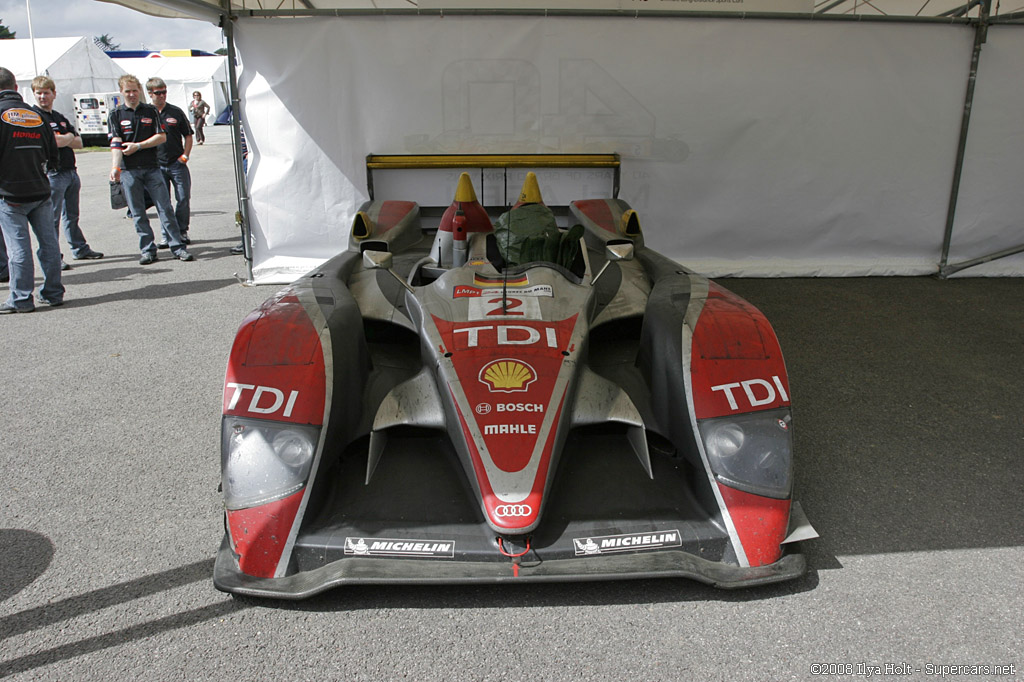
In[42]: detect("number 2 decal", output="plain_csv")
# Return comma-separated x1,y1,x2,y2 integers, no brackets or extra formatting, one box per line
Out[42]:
468,296,542,320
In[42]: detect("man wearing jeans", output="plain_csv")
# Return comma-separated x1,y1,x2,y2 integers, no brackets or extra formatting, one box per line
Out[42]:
0,66,64,313
147,77,194,248
108,74,193,265
31,76,104,267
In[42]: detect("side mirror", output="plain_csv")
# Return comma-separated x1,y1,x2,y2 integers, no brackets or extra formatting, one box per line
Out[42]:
362,247,414,294
592,239,635,286
605,239,634,263
362,249,393,270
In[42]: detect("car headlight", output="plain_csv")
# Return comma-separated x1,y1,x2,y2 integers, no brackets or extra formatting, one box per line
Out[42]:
698,408,793,499
220,417,320,510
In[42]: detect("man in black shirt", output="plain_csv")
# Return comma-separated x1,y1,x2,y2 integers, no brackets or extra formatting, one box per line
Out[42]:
31,76,104,267
0,65,64,312
147,77,194,247
108,74,192,264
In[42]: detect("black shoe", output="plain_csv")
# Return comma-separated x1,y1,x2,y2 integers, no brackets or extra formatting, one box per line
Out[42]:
61,260,72,271
230,243,245,255
140,252,158,265
0,302,34,314
175,249,195,262
73,249,104,260
181,232,191,245
156,240,170,250
36,296,63,307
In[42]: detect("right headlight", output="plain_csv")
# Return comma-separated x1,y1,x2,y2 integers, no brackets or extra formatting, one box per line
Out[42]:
698,408,793,499
220,417,320,510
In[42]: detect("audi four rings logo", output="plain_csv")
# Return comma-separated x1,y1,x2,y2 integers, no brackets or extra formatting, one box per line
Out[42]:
494,504,533,517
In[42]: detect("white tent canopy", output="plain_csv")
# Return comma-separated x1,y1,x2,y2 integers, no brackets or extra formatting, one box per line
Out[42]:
0,37,126,117
100,1,1024,281
112,56,230,118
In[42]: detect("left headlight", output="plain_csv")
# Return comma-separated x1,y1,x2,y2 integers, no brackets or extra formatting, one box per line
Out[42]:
220,417,320,510
698,408,793,499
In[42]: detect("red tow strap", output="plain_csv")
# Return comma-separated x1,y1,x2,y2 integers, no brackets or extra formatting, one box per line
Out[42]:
496,537,531,577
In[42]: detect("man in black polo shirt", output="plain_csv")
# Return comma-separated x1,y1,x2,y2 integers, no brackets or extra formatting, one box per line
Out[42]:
0,65,64,312
31,76,104,267
108,74,192,264
147,77,194,248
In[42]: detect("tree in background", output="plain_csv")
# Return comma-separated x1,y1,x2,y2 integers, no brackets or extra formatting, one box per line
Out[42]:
94,34,120,51
0,19,17,39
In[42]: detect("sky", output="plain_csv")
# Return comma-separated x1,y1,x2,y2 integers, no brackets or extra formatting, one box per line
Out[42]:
0,0,225,53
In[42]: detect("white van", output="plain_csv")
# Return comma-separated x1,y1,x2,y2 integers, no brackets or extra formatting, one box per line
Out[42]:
72,92,122,145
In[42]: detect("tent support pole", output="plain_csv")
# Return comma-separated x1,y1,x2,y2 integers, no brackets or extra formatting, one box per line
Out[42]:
937,0,990,279
222,5,254,285
939,242,1024,277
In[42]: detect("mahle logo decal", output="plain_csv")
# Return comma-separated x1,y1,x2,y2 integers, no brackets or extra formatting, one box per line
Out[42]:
479,359,536,393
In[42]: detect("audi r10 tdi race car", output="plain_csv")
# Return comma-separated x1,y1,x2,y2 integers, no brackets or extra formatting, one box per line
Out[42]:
214,155,816,599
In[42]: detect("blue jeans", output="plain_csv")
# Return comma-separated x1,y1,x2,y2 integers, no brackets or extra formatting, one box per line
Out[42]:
0,197,64,309
120,166,184,255
47,169,92,258
160,160,191,239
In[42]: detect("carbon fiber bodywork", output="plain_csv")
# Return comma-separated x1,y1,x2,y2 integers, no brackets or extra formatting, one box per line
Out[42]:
215,187,815,598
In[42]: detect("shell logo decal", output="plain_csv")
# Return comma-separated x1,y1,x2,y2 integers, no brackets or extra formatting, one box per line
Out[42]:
479,359,536,393
1,108,44,128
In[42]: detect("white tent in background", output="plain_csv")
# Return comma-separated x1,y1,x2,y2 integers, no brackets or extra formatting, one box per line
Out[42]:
0,37,126,117
111,56,229,118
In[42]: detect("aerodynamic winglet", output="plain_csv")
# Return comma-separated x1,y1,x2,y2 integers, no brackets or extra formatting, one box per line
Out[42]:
572,367,652,479
366,368,445,484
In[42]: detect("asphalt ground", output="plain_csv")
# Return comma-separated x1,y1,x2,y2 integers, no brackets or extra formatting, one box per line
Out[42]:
1,127,1021,680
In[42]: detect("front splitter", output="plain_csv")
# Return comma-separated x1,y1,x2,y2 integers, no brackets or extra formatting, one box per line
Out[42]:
213,536,807,600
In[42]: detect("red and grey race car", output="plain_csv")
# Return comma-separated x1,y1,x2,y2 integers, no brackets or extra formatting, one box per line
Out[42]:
214,156,816,598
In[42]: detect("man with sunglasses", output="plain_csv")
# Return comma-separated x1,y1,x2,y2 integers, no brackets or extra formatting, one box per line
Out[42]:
146,78,194,248
108,74,192,264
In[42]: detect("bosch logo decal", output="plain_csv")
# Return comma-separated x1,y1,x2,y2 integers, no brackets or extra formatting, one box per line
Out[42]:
226,382,300,418
494,504,532,518
497,403,543,412
474,403,492,415
710,375,789,411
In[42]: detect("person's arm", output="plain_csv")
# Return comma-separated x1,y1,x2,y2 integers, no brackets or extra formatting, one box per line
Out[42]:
110,137,124,182
54,131,79,149
181,134,194,162
121,132,166,157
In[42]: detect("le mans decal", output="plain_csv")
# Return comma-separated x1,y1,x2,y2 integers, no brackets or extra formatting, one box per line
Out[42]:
2,108,44,127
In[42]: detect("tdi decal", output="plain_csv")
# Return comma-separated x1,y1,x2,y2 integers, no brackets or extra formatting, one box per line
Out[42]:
226,382,300,418
710,376,789,411
344,537,455,558
573,530,682,556
453,325,559,349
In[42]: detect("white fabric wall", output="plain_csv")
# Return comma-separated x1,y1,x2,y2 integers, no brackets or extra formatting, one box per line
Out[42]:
234,16,1020,283
945,26,1024,276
